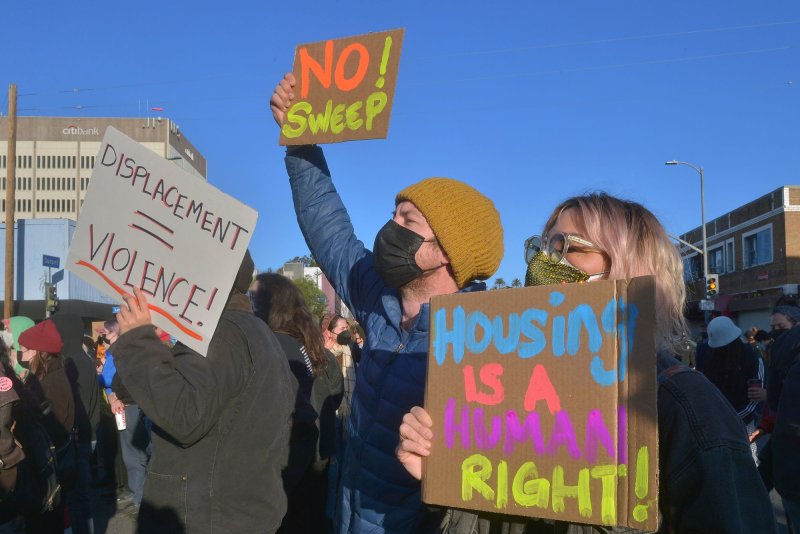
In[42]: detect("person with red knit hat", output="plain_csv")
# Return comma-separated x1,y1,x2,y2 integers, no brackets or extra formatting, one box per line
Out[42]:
18,319,76,533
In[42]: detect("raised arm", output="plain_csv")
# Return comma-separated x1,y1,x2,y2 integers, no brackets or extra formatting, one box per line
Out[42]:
270,73,386,322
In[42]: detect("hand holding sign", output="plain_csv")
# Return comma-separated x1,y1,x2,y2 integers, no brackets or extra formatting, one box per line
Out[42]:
118,287,153,336
66,127,257,355
270,73,296,127
397,406,434,481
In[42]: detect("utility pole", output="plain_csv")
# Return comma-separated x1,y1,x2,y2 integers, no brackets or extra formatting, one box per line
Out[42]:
4,84,16,319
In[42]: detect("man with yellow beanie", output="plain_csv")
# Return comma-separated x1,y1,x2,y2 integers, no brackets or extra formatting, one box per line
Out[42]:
271,73,503,534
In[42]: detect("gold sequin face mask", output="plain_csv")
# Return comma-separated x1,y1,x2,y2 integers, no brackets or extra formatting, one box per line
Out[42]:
524,251,590,287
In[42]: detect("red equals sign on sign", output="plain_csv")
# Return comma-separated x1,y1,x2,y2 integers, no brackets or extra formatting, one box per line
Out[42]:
130,210,175,251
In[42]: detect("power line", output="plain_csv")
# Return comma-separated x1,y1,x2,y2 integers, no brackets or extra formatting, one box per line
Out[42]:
408,45,796,87
423,19,800,60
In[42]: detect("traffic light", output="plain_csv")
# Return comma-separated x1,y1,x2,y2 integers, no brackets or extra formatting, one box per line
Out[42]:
45,283,59,313
705,274,719,298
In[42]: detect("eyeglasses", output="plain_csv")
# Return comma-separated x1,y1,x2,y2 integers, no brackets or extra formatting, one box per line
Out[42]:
524,232,603,265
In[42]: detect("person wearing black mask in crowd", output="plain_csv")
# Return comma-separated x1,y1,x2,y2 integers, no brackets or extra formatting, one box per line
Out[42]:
271,74,504,533
765,305,800,417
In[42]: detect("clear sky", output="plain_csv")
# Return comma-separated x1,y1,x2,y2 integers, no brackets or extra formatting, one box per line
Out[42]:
4,1,798,285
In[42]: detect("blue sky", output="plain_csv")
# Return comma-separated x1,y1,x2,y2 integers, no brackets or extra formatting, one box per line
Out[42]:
4,1,798,285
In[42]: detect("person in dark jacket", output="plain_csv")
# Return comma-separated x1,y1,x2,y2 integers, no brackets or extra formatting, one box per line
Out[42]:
398,193,776,533
18,319,76,533
251,272,343,533
772,358,800,531
0,345,27,530
766,305,800,414
111,251,295,534
51,313,101,534
271,73,505,534
702,316,764,425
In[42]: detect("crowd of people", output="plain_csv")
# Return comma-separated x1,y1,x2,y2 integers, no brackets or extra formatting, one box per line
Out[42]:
0,72,795,534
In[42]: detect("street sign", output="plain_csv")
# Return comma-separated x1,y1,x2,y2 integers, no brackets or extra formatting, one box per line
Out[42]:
42,255,60,269
699,299,716,311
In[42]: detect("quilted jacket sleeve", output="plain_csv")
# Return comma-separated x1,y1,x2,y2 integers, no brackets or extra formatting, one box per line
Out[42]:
285,145,387,325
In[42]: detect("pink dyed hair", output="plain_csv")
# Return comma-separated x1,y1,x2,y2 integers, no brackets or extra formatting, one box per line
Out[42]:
543,192,689,352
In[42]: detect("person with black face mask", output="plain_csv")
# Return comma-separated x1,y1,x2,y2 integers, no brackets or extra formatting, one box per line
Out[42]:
397,193,776,533
765,306,800,414
270,73,504,534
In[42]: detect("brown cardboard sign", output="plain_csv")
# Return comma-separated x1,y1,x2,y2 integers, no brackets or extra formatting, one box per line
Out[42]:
279,29,404,145
422,277,659,531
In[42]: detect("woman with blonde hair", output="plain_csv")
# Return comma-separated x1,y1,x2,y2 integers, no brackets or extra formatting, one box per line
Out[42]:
397,192,776,533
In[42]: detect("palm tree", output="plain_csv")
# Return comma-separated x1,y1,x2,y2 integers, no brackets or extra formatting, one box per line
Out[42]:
493,278,507,290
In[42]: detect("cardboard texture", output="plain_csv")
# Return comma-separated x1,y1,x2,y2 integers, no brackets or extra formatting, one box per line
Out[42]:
66,127,257,356
279,28,404,145
422,277,659,531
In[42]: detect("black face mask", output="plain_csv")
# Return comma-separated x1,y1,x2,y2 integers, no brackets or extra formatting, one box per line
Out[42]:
336,331,353,346
17,359,30,370
769,328,788,342
373,220,427,288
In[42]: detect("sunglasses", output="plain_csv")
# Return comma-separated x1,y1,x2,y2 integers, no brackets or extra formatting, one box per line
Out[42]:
523,232,604,265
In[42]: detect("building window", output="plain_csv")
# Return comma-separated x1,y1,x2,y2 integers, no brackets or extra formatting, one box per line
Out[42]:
682,254,702,282
742,224,773,268
725,239,735,273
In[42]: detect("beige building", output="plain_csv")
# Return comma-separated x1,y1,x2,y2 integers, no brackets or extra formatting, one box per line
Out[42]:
0,116,207,221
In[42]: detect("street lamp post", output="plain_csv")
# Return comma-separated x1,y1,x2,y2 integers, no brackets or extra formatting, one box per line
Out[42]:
665,160,707,281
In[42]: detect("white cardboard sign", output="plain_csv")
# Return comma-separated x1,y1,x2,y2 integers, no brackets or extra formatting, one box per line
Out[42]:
67,127,258,355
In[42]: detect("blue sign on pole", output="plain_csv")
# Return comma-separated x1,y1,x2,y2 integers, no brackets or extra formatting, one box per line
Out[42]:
42,255,60,269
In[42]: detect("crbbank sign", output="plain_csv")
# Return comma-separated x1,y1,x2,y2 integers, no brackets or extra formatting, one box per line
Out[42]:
62,125,100,136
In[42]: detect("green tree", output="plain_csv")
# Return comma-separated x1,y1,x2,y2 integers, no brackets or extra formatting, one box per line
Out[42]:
293,277,328,318
511,278,522,288
287,255,318,267
492,278,507,290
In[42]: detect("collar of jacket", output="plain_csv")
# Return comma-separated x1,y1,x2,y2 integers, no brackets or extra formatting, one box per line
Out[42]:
383,280,488,332
225,292,253,314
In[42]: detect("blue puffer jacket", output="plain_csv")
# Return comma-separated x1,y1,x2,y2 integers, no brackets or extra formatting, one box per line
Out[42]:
285,146,485,534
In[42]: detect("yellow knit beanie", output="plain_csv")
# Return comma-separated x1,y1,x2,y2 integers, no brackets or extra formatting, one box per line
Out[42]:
396,178,503,288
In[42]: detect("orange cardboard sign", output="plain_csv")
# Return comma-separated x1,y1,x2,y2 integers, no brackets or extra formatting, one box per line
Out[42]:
422,277,659,531
279,29,404,145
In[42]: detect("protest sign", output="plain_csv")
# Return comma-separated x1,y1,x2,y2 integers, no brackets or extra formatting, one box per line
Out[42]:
279,28,404,145
422,277,659,531
67,127,257,356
